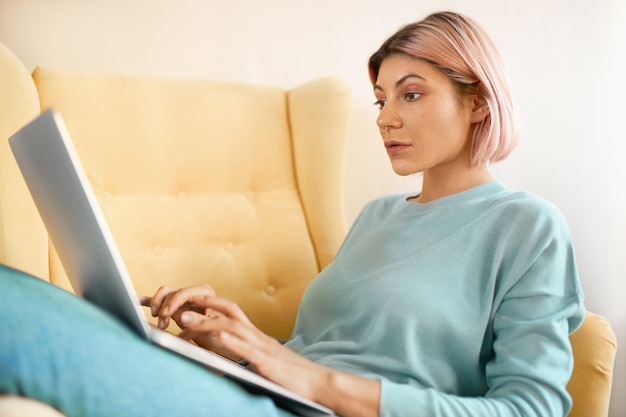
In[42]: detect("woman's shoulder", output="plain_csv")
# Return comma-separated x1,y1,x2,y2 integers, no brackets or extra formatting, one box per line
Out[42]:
496,187,566,219
491,186,572,238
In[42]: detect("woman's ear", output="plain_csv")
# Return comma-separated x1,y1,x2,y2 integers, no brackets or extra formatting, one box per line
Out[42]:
470,94,490,123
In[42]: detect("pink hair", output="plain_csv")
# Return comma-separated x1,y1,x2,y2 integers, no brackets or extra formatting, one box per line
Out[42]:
368,12,518,164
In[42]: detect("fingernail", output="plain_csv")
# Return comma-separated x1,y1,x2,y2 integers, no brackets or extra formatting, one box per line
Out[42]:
181,312,191,324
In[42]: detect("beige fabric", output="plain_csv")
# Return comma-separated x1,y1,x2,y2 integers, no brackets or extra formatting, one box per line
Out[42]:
0,43,48,279
30,66,350,339
567,311,617,417
0,396,65,417
288,78,348,270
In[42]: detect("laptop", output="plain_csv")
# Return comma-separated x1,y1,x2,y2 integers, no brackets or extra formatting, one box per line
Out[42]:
9,109,336,417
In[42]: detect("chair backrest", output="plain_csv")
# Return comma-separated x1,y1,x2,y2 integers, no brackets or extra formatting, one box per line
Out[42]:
567,310,617,417
2,62,350,339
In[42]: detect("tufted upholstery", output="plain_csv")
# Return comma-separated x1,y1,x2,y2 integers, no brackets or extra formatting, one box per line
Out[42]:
28,66,350,338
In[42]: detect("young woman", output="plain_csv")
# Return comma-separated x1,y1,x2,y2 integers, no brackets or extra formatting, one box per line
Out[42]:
0,11,584,417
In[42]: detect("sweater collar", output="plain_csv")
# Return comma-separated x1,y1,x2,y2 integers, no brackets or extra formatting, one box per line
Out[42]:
401,180,509,213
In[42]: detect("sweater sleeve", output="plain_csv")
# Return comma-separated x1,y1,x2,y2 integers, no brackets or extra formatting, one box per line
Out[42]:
378,201,585,417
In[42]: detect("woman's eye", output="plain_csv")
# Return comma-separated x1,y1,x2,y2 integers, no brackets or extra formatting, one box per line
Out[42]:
405,92,421,101
373,99,386,110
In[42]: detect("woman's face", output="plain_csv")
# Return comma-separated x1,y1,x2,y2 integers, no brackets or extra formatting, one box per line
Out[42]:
373,54,479,177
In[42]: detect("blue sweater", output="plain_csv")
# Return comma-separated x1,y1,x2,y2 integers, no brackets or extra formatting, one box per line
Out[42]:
285,181,585,417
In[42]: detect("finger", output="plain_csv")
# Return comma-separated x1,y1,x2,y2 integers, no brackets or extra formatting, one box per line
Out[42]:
177,311,228,347
178,310,287,370
150,285,175,317
180,311,245,344
140,295,169,327
159,285,217,317
156,286,218,330
138,295,152,307
169,302,204,329
179,309,262,354
158,290,185,329
192,296,251,325
180,310,220,327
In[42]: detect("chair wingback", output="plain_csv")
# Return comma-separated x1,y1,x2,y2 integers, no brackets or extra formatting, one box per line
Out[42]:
0,43,48,279
567,310,617,417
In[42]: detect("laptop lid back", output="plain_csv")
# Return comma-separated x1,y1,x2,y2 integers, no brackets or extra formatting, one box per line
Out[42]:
9,110,150,338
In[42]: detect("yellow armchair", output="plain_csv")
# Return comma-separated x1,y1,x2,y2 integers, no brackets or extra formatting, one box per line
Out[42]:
0,41,617,417
1,41,349,416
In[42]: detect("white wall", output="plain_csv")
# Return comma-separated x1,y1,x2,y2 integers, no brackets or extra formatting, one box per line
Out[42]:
1,0,624,414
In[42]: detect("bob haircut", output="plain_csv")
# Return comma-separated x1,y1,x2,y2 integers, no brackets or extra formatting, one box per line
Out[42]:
368,11,518,164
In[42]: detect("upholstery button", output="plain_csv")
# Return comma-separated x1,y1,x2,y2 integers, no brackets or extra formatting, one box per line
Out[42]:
102,191,112,201
246,191,255,200
264,285,276,296
177,191,187,200
224,242,235,252
153,245,164,255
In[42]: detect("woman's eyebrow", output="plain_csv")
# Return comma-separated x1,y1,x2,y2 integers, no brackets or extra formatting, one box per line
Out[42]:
373,73,428,92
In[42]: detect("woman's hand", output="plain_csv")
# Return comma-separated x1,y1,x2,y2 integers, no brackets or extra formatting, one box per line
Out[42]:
141,285,381,416
183,296,381,416
140,284,216,330
140,285,241,360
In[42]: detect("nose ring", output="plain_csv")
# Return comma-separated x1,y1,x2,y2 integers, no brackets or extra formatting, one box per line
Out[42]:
382,126,388,132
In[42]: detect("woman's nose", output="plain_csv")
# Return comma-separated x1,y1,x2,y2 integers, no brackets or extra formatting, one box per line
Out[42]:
377,104,399,132
376,117,386,131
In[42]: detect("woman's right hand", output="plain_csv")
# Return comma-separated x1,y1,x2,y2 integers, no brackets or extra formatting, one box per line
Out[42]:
139,285,241,360
141,285,381,416
140,284,216,330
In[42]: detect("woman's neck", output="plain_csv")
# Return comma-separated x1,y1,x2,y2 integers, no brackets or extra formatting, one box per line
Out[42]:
411,165,493,203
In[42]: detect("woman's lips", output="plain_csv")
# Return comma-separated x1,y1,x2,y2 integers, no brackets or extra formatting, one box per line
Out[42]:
384,140,411,156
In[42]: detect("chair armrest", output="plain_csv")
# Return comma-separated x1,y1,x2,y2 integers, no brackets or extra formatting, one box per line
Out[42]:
0,396,66,417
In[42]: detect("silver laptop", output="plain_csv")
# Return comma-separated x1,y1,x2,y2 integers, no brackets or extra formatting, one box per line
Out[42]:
9,109,336,417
